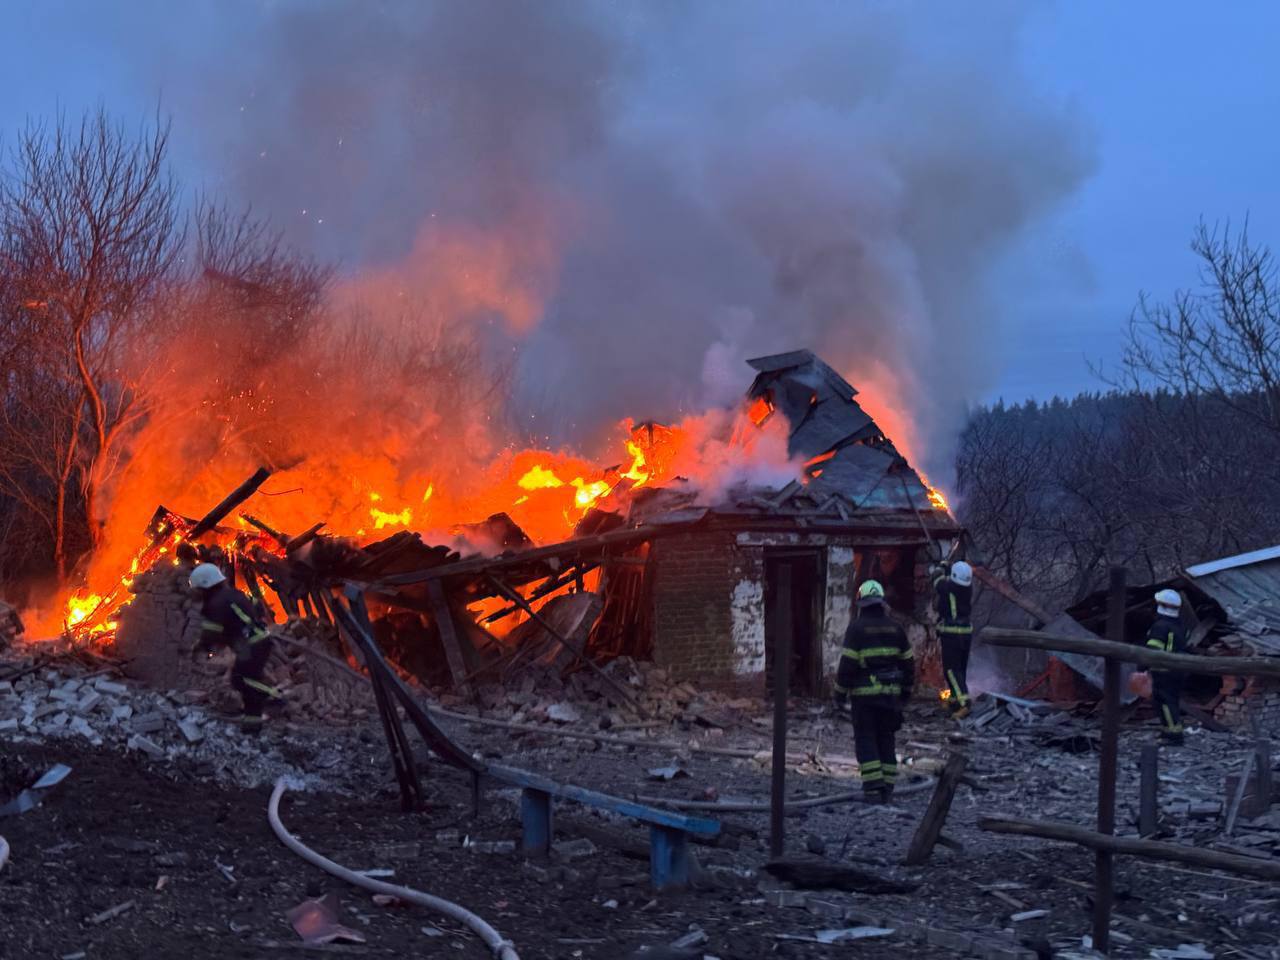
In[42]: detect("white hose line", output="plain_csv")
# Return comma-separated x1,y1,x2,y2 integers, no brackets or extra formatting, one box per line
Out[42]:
0,836,9,873
268,779,519,960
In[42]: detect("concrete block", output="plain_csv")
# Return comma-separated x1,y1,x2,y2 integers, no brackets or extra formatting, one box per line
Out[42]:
75,691,103,715
130,713,165,734
48,688,80,705
764,889,808,908
0,718,19,733
177,719,204,743
128,734,166,760
94,679,128,696
111,704,134,722
69,716,99,741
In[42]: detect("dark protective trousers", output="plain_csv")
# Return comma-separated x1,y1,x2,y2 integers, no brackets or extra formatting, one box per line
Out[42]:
1152,670,1184,737
230,640,279,719
940,633,972,709
851,700,901,793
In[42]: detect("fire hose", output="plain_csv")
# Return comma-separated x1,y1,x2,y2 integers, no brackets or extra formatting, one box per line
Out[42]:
268,779,519,960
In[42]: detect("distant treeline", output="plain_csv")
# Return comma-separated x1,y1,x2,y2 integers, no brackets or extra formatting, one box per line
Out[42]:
954,389,1280,608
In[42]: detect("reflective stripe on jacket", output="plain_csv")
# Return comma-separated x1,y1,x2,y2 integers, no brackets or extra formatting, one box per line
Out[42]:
1145,614,1186,672
835,607,914,698
934,576,973,635
199,583,269,654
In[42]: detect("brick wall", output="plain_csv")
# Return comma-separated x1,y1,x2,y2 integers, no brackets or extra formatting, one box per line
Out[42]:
650,529,934,689
650,531,738,682
114,563,207,691
1214,675,1280,731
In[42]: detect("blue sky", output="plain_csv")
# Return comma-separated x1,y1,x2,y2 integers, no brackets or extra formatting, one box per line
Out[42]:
1,2,1277,410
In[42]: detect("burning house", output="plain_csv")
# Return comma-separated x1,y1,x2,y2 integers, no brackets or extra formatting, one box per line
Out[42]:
41,350,958,702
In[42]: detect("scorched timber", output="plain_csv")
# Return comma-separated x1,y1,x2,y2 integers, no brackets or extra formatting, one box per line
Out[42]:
980,627,1280,680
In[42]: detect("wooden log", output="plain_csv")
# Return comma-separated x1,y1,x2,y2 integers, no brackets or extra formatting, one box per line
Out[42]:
905,753,969,865
980,628,1280,680
979,817,1280,881
242,514,291,549
285,522,326,555
188,468,272,539
972,567,1053,626
485,574,645,716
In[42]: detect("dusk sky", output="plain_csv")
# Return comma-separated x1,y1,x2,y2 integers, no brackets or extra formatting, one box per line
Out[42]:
2,1,1276,415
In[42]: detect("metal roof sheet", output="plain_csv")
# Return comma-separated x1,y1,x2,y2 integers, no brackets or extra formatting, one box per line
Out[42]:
1185,559,1280,638
1185,544,1280,577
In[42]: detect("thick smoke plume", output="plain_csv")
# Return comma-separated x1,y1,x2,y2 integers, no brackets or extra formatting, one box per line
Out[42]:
131,0,1092,478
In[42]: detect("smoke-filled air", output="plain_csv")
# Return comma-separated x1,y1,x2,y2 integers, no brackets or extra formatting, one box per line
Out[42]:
15,0,1093,631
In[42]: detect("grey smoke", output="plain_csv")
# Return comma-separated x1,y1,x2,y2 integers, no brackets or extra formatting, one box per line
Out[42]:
121,0,1095,476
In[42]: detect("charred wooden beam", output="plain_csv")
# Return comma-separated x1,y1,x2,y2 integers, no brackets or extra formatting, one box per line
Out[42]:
905,753,968,866
188,468,272,539
972,567,1054,626
427,579,475,700
479,561,598,624
242,514,291,549
980,816,1280,881
980,628,1280,680
486,574,646,717
285,522,326,555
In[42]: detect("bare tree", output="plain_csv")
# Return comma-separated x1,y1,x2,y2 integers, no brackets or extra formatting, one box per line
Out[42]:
0,109,184,571
1121,220,1280,437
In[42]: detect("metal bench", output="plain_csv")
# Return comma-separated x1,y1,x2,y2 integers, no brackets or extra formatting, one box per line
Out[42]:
486,763,720,891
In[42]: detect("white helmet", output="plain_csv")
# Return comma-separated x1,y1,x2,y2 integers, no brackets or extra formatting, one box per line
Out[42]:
189,563,226,590
951,561,973,587
1155,588,1181,617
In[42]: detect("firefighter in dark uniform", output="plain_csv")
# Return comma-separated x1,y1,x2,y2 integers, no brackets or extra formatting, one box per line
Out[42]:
934,560,974,719
189,562,282,733
835,580,915,803
1146,588,1187,745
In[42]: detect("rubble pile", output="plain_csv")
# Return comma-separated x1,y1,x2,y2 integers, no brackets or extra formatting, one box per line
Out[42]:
0,662,348,789
270,616,374,722
462,657,757,734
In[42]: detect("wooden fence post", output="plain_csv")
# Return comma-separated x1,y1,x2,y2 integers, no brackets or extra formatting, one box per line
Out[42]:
1093,566,1126,953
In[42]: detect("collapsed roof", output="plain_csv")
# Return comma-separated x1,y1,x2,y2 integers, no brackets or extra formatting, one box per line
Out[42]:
744,349,941,513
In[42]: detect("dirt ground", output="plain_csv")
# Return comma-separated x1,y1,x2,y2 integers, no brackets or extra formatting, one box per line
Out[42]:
2,698,1279,959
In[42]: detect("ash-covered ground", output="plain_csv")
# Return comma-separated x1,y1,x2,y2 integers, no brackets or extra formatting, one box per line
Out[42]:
1,648,1278,960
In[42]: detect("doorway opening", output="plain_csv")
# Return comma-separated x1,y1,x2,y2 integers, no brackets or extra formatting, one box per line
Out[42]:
764,548,827,697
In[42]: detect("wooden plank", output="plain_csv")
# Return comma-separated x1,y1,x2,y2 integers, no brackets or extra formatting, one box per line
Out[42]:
905,753,969,865
980,817,1280,881
332,588,483,774
980,628,1280,680
427,579,473,699
188,468,272,539
770,562,791,859
520,788,553,856
1225,751,1257,837
650,825,690,891
486,763,719,835
1139,745,1159,838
